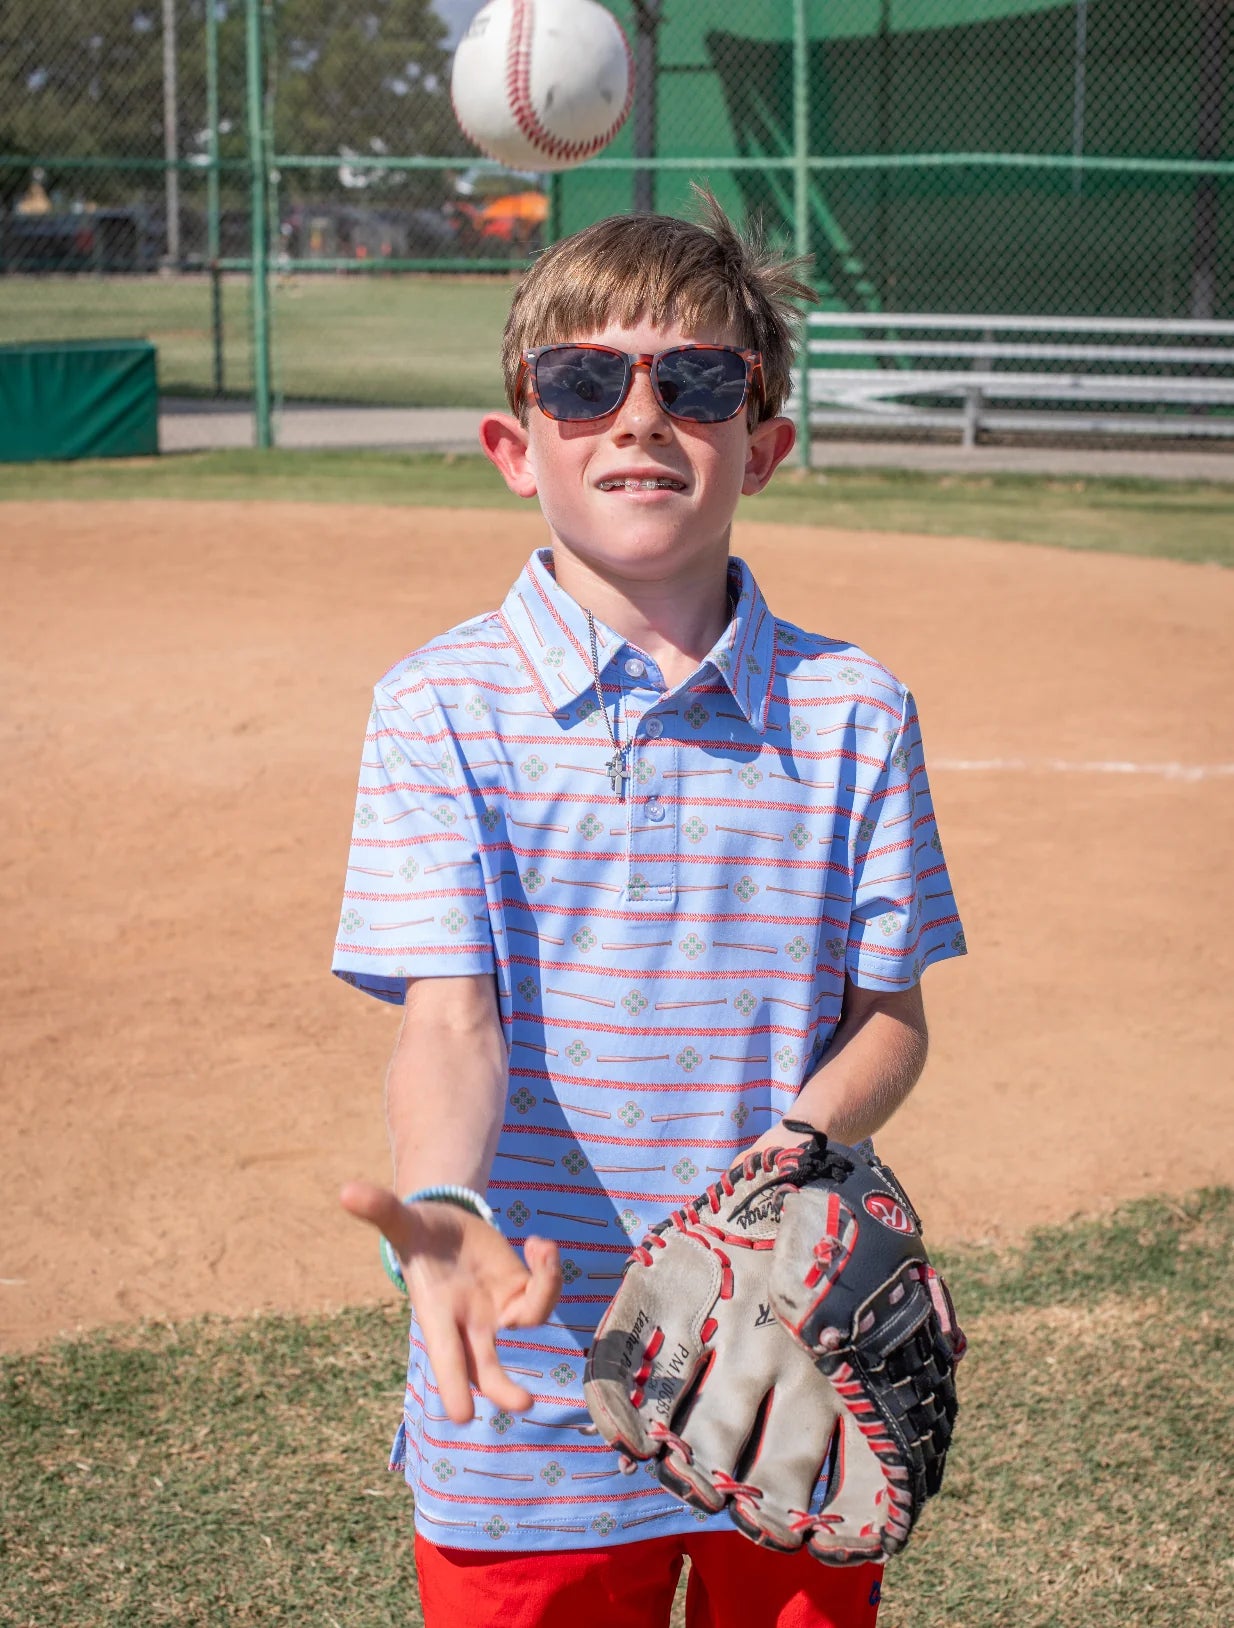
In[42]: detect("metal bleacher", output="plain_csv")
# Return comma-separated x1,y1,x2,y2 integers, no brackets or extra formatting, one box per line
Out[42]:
797,314,1234,447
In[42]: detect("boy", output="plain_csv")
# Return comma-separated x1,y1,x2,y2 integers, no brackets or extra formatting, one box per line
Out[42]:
333,197,965,1628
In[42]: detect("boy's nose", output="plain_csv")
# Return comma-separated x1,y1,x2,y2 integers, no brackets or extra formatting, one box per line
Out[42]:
609,362,671,441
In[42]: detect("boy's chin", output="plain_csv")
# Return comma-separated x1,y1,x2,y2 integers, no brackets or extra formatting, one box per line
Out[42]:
553,521,723,574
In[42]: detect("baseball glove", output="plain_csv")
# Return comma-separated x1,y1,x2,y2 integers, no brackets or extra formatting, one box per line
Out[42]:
583,1123,965,1565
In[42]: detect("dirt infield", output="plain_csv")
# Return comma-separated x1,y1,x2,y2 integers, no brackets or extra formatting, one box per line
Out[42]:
3,501,1232,1351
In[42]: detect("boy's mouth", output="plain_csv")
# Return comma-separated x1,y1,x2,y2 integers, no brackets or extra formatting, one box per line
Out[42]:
596,476,687,493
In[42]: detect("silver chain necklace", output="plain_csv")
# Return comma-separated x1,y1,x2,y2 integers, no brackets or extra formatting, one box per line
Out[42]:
584,592,737,801
585,608,630,797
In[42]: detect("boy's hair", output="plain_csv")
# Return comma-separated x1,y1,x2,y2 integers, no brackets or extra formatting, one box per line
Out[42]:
502,189,815,424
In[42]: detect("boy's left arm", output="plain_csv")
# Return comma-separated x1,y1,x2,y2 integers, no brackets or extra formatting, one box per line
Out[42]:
744,976,928,1157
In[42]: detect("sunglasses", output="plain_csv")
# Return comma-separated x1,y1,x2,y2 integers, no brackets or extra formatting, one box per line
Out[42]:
519,343,765,425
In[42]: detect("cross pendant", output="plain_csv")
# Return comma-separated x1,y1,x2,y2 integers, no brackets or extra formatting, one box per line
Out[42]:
606,753,629,798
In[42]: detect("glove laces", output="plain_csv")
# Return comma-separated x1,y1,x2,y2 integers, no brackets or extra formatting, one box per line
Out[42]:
779,1119,856,1188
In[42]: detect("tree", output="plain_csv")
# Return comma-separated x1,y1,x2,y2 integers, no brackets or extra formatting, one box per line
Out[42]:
0,0,456,202
275,0,450,149
0,0,176,164
273,0,455,205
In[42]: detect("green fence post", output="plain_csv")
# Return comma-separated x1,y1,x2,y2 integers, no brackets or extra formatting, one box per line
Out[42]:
245,0,273,448
206,0,224,396
793,0,811,469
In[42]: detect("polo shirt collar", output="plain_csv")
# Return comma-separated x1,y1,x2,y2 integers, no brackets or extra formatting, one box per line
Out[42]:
718,556,778,734
499,548,777,733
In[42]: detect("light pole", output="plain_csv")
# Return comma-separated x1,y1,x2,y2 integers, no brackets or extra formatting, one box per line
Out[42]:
162,0,180,266
206,0,223,392
246,0,273,447
630,0,662,215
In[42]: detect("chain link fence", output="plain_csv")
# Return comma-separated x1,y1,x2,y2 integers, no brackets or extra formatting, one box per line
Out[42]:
1,0,253,397
581,0,1232,323
3,0,209,269
1,0,1231,437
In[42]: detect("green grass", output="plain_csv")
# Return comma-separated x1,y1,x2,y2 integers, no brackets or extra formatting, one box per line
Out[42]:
880,1189,1234,1628
0,274,512,406
0,449,525,508
1,450,1231,565
753,466,1234,566
2,1190,1230,1628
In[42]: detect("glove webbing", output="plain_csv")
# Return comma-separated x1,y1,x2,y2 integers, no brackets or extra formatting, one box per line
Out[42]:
824,1312,958,1514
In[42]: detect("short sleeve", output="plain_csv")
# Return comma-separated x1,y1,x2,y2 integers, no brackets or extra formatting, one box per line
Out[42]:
846,689,965,990
331,679,495,1004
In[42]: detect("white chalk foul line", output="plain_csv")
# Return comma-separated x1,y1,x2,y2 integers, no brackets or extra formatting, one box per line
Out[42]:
934,758,1234,783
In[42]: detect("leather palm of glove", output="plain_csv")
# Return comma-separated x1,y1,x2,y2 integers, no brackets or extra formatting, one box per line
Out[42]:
583,1125,965,1566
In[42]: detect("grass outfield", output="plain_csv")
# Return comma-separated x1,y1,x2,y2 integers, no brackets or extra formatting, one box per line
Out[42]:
0,274,512,407
2,1190,1230,1627
1,450,1231,566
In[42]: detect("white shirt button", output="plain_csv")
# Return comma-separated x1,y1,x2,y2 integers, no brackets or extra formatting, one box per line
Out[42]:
645,717,664,738
624,657,646,679
644,797,666,822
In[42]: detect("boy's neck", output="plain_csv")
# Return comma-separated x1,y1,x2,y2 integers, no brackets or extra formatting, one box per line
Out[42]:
551,542,734,693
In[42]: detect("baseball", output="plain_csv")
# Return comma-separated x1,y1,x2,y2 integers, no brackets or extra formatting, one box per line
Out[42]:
451,0,634,173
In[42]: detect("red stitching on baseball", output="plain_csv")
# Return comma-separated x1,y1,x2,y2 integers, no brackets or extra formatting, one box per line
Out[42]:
505,0,634,165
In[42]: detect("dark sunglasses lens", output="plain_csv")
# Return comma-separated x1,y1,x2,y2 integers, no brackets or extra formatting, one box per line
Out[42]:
655,348,749,422
534,347,628,420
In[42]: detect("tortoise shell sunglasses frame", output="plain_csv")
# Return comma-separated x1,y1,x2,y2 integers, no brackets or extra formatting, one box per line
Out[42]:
516,342,767,426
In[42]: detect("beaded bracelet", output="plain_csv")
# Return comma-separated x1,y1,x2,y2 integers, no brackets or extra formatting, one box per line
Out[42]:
378,1185,500,1294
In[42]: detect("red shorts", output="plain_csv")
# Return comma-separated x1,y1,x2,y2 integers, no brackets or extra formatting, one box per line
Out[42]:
414,1531,883,1628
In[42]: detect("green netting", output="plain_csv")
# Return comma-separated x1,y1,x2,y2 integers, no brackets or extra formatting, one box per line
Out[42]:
560,0,1233,319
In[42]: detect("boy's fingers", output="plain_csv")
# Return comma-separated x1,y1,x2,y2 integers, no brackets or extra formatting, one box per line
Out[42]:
418,1303,477,1424
468,1335,534,1415
502,1235,562,1327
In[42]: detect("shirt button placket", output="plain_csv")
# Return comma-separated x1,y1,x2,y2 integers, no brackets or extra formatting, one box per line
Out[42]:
629,713,676,908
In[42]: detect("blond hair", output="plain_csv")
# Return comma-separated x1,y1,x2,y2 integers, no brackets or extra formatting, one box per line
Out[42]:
502,189,814,423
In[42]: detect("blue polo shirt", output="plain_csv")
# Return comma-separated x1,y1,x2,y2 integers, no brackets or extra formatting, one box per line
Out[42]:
332,547,965,1551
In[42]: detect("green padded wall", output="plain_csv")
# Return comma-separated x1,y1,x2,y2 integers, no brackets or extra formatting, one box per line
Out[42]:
0,339,159,463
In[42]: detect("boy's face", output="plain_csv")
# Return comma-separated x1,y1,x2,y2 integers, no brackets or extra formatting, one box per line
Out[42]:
480,316,795,587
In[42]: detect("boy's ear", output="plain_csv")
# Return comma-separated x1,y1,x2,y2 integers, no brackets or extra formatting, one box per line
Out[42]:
741,416,797,496
480,412,538,498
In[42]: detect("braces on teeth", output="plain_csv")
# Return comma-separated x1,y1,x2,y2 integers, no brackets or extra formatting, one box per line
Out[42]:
599,478,683,490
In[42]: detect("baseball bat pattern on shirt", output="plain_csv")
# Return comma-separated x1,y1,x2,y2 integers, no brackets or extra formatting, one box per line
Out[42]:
332,548,965,1551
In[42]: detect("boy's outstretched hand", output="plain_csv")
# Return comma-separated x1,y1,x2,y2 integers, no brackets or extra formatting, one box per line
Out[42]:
339,1181,562,1423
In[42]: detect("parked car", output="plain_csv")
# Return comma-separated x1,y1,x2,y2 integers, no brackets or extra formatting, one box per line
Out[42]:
0,209,156,273
280,203,460,262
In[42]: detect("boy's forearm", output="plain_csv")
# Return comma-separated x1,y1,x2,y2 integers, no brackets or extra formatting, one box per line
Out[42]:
739,982,928,1158
342,976,558,1425
384,980,510,1197
790,988,928,1145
